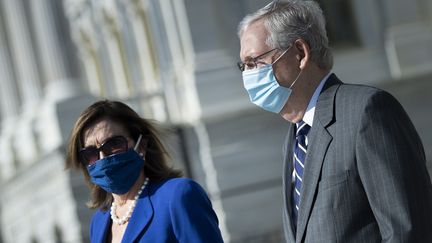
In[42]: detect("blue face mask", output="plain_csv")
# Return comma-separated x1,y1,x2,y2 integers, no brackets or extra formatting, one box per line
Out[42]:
242,47,301,113
87,149,144,195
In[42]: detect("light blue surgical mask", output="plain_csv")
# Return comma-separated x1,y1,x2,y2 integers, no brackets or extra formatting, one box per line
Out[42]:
242,48,301,113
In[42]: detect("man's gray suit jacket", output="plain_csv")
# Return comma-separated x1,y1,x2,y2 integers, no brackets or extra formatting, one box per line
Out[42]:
282,74,432,242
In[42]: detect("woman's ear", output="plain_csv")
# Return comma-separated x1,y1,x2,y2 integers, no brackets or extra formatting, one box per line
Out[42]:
139,139,148,158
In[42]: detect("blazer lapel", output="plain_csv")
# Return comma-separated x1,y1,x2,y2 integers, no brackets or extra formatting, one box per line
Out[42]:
93,211,111,243
121,184,154,243
282,123,296,242
296,74,341,241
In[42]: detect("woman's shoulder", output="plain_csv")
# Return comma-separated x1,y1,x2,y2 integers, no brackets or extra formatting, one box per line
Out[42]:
153,177,203,191
150,177,209,200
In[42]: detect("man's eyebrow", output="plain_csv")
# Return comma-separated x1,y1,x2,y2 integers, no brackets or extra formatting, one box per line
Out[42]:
243,51,261,60
243,55,254,61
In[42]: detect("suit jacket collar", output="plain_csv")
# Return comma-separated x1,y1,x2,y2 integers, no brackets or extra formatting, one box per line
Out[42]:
283,74,342,242
93,183,154,243
295,74,341,242
314,73,341,128
283,123,296,243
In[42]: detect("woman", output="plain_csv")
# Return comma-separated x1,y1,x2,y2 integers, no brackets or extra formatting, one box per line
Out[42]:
66,100,224,243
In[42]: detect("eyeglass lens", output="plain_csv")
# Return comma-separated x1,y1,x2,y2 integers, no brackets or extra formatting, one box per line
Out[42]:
237,48,278,71
79,136,128,166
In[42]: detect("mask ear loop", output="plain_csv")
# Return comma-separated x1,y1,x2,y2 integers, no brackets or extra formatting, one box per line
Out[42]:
271,45,292,65
134,134,143,151
288,69,303,89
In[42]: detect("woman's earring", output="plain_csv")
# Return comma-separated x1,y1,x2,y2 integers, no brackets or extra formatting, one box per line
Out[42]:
139,153,144,158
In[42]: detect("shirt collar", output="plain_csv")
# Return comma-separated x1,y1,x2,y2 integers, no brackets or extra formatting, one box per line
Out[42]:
302,72,332,127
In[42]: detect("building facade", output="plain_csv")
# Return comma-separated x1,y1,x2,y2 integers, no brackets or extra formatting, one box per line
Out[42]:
0,0,431,242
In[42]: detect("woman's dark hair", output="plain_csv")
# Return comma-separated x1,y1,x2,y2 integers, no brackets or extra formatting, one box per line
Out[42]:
66,100,182,210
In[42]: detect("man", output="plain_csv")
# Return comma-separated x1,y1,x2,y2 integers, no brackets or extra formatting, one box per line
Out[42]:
237,1,432,242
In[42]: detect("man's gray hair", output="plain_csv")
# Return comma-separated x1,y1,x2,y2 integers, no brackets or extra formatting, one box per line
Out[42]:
238,0,333,70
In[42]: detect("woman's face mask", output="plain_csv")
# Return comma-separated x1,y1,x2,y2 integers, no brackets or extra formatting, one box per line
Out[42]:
86,134,145,195
87,149,144,195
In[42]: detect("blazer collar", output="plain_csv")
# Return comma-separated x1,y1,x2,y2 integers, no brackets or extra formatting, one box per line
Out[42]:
93,210,111,243
314,73,341,128
93,183,154,243
121,183,154,243
295,74,342,242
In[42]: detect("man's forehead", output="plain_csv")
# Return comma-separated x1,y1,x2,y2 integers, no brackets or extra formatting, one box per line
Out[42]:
240,20,269,58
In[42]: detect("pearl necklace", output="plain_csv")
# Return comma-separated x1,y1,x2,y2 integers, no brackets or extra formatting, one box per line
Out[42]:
110,177,149,225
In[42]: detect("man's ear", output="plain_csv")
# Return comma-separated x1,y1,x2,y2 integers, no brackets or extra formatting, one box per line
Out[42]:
294,39,311,69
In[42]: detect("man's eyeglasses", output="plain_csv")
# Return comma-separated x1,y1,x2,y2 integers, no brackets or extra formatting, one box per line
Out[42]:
79,135,142,166
237,48,278,72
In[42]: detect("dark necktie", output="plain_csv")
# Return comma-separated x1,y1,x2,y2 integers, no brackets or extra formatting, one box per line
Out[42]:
292,120,311,228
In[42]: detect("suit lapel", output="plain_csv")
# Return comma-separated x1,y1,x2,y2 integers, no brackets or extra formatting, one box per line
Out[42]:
296,74,341,241
93,211,111,243
295,118,332,241
121,183,154,243
283,123,296,242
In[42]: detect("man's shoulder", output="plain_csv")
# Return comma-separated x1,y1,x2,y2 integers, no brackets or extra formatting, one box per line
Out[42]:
335,82,394,105
338,82,382,96
321,74,387,101
330,80,406,123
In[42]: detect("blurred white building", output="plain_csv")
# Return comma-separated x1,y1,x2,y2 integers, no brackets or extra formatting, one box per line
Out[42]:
0,0,431,242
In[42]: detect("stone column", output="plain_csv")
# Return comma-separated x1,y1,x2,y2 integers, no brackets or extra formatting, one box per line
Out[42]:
95,2,132,98
125,1,158,89
382,0,432,78
152,1,229,240
0,35,19,120
1,0,42,166
0,16,20,180
151,0,201,124
64,0,107,96
29,0,85,154
1,0,42,105
123,0,167,121
176,0,246,120
29,0,69,84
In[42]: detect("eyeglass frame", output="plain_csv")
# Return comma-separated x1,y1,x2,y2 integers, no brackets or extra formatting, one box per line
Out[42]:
237,44,294,72
237,48,279,72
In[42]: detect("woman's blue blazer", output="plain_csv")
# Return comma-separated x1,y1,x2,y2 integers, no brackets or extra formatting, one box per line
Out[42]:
90,178,224,243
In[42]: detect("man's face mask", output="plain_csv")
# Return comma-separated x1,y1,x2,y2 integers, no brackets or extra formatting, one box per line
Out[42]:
241,46,301,113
